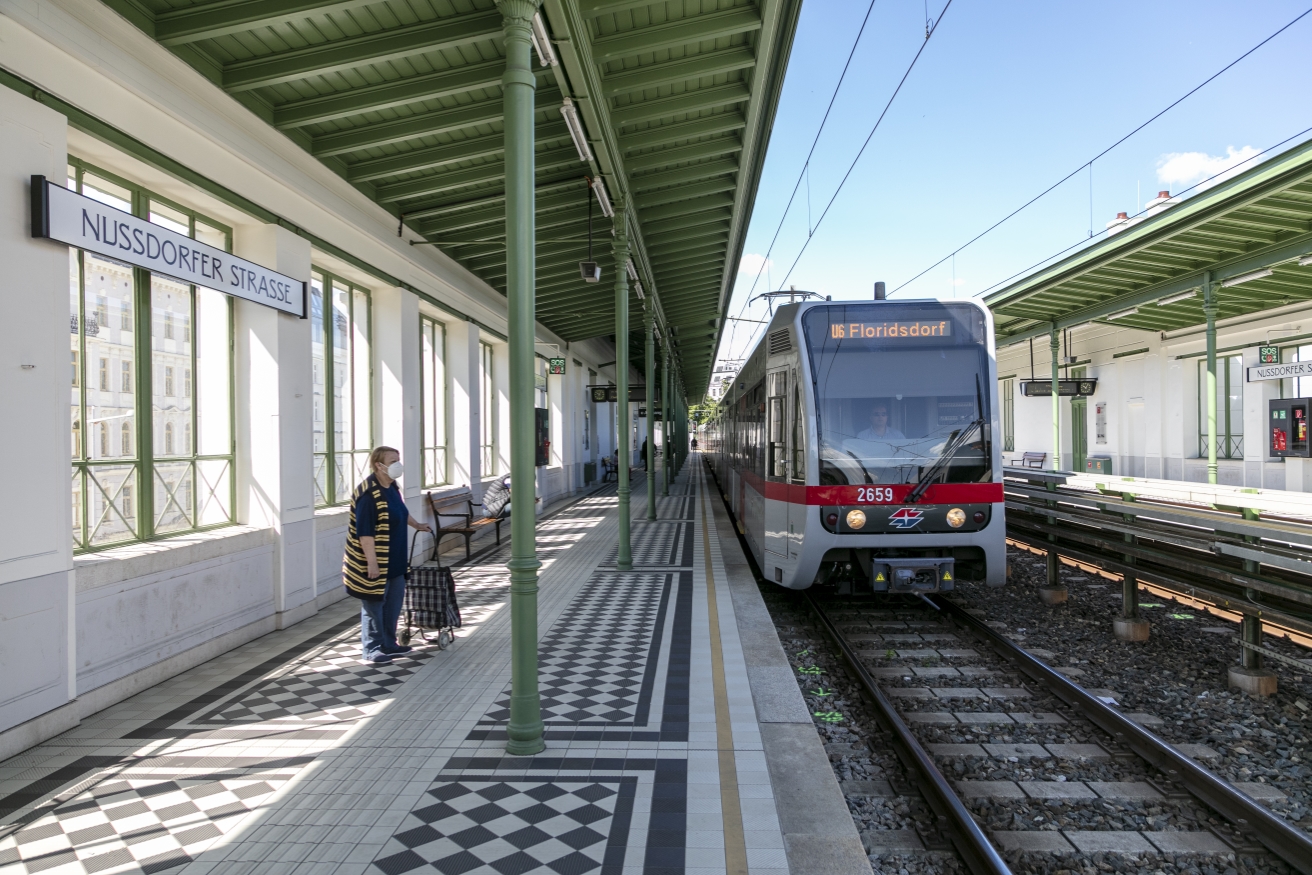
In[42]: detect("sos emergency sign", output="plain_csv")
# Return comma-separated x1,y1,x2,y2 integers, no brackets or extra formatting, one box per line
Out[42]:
31,176,306,318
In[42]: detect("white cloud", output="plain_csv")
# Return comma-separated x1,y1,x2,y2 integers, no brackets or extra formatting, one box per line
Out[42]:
951,278,966,286
1156,145,1260,189
738,253,773,275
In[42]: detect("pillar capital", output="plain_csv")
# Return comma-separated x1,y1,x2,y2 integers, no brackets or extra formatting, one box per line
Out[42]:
495,0,541,27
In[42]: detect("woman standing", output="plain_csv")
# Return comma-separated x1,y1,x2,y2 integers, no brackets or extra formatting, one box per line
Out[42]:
342,446,431,664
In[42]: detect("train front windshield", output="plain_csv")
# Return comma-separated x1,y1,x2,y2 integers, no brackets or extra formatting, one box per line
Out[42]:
803,303,992,487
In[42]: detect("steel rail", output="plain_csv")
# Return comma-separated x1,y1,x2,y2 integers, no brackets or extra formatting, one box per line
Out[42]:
804,594,1012,875
932,595,1312,874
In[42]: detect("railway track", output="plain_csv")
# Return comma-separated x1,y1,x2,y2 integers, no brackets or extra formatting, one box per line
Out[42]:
794,591,1312,875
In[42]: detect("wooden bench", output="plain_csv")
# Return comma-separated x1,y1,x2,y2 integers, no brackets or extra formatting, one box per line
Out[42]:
1018,451,1047,469
427,488,504,560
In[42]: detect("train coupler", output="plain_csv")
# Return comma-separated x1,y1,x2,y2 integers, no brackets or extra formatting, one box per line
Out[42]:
870,558,955,594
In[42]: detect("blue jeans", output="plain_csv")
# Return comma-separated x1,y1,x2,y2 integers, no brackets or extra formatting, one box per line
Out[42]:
360,574,407,659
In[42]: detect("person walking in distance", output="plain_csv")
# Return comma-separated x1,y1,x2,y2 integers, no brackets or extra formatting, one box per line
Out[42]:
342,446,431,664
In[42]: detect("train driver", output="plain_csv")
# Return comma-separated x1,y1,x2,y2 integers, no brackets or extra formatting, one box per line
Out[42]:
856,402,906,442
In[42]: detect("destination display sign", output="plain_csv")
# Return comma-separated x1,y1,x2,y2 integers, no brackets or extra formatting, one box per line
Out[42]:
1248,361,1312,383
31,176,306,318
828,320,953,339
589,385,654,403
1021,379,1098,397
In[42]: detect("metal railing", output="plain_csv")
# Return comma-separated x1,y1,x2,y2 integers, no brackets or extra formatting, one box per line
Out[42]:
1003,467,1312,637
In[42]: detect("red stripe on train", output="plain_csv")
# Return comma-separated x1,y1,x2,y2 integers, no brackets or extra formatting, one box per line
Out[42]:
735,469,1003,505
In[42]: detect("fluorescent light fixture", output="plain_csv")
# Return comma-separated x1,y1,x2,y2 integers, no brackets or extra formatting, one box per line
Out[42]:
634,281,645,300
530,13,558,67
1107,306,1140,320
560,98,593,163
1156,288,1197,306
625,258,637,282
1299,254,1312,267
1221,268,1273,287
592,176,614,218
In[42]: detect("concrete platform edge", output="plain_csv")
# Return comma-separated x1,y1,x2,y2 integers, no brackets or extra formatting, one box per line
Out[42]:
704,462,873,875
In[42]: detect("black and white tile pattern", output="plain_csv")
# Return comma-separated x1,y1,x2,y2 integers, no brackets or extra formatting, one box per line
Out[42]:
603,521,692,568
373,777,635,875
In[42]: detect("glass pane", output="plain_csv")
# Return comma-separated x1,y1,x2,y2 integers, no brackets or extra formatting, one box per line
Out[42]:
87,464,137,545
352,289,371,452
82,174,131,212
194,220,227,250
313,453,330,506
196,459,232,527
84,255,135,461
70,250,82,461
152,275,193,458
71,467,84,549
334,453,353,504
332,282,351,460
195,287,231,456
154,460,194,534
422,322,436,451
149,202,189,235
311,278,327,457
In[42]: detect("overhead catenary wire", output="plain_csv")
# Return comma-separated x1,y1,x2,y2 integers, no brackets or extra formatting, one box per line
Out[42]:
771,0,954,293
892,3,1312,296
720,0,883,367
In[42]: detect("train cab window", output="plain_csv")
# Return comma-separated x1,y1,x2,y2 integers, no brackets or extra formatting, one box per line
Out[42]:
802,303,992,488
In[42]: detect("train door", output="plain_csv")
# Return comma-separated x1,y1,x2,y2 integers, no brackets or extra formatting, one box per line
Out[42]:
787,368,807,558
764,369,788,557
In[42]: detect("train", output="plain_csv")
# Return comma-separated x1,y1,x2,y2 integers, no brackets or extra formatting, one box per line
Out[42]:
703,297,1006,593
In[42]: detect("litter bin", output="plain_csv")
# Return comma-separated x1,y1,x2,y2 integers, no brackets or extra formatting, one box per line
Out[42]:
1086,455,1113,475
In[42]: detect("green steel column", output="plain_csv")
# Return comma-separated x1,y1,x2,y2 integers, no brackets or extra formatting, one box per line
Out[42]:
662,345,670,495
498,0,543,758
1050,323,1061,472
645,306,657,520
1204,271,1219,485
614,198,633,570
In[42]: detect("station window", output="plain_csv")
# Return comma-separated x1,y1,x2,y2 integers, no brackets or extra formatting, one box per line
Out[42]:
68,160,235,551
480,341,496,476
1001,378,1015,452
1282,345,1312,397
420,316,448,487
310,271,372,505
1197,356,1243,459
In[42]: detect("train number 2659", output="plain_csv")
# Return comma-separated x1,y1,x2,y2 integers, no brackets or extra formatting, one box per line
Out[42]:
855,486,895,503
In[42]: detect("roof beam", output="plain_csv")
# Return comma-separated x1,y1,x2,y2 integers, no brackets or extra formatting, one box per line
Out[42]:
590,8,762,62
627,138,742,173
309,100,504,154
611,83,750,128
347,120,570,183
632,158,737,192
619,113,746,152
637,176,738,208
393,165,580,213
602,47,756,97
638,193,735,224
156,0,376,46
222,9,502,92
283,62,543,130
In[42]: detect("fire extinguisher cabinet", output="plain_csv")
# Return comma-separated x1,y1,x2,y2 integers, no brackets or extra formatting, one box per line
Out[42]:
1269,398,1312,458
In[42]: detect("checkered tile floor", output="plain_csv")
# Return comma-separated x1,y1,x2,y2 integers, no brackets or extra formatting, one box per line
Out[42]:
602,521,691,568
483,573,669,726
373,779,632,875
0,762,296,874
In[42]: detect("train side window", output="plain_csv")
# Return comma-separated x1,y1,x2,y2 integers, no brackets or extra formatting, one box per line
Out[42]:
790,371,805,484
767,371,787,481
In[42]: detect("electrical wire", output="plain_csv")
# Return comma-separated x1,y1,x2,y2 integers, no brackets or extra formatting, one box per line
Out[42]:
892,3,1312,296
720,0,883,366
772,0,954,293
972,122,1312,302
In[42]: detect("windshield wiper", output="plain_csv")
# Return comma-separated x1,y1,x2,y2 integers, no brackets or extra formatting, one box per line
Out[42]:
905,418,983,504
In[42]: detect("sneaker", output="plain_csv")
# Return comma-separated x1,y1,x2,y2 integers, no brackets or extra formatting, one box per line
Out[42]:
360,653,393,665
386,645,414,655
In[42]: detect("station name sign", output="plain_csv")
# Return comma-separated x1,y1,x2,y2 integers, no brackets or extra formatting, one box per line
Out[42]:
589,385,655,403
1247,361,1312,383
31,176,306,318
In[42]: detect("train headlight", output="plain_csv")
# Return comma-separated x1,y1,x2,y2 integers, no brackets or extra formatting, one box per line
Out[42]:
846,509,867,529
946,507,966,528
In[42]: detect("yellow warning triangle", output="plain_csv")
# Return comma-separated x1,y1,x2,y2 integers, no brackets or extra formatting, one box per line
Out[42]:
875,573,886,582
942,572,952,581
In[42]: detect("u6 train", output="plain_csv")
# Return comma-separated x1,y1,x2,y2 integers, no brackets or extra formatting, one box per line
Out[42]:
703,298,1005,593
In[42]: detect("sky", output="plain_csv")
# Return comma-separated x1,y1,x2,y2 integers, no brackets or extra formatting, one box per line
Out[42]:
712,0,1312,384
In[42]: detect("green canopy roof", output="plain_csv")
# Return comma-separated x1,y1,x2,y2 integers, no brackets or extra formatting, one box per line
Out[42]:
985,138,1312,346
102,0,802,395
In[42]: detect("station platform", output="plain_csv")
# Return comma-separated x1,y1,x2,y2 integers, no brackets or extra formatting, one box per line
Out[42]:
0,462,867,875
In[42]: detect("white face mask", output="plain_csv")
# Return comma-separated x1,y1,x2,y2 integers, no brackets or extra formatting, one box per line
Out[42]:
385,461,404,479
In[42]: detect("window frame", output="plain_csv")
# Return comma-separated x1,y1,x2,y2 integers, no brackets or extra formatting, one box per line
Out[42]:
68,158,237,553
1196,355,1244,460
1001,377,1015,453
310,268,374,506
480,341,496,476
420,315,449,488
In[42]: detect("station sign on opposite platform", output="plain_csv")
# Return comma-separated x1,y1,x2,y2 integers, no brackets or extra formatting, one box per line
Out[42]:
1020,378,1097,397
589,385,655,403
31,176,307,318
